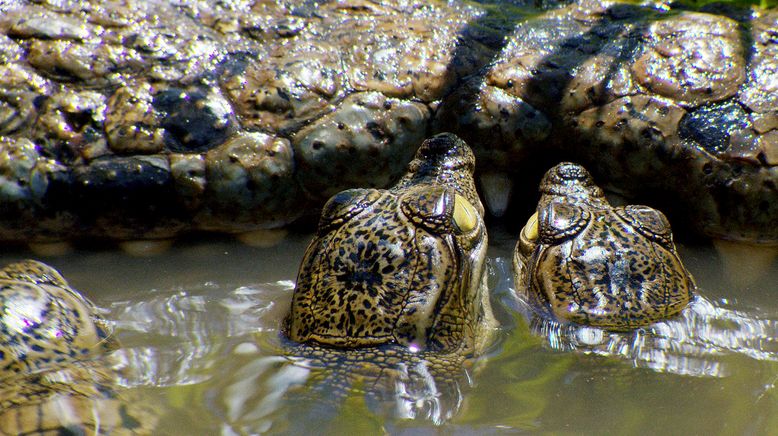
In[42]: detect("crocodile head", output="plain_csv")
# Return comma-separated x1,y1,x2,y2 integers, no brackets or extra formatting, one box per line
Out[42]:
0,260,115,376
286,133,493,353
514,162,695,330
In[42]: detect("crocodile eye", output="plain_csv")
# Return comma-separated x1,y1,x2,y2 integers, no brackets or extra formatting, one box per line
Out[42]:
452,194,478,233
400,186,454,234
521,211,539,242
615,205,673,246
318,188,381,233
538,201,590,244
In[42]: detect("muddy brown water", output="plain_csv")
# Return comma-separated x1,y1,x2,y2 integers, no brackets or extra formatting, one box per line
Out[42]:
1,227,777,434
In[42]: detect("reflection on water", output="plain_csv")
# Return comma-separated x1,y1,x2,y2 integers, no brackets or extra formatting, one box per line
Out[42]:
217,321,483,432
0,230,776,433
112,281,291,388
525,295,778,377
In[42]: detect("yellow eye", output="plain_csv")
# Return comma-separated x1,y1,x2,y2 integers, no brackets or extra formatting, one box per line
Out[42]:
522,211,539,241
453,194,478,233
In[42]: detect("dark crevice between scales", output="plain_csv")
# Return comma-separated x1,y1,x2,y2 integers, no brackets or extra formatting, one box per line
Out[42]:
446,0,762,240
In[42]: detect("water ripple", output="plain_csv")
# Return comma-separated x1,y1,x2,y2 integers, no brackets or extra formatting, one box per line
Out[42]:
523,295,778,377
108,281,292,388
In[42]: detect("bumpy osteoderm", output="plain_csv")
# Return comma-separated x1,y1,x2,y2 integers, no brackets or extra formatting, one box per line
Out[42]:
0,1,775,243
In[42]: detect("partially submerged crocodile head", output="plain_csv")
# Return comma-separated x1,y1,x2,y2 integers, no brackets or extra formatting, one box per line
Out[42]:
514,162,696,330
286,133,494,354
0,260,152,433
0,260,115,376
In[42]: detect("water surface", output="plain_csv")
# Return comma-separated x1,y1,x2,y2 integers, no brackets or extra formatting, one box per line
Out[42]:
1,228,777,434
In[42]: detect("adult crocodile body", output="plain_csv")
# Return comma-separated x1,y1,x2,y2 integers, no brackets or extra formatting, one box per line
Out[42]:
0,0,775,243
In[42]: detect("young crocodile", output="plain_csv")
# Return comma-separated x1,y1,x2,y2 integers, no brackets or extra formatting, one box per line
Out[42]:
287,132,495,352
513,162,696,330
0,260,153,434
281,133,496,420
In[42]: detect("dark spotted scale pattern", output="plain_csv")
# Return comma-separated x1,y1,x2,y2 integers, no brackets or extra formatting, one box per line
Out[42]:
513,163,696,330
0,260,154,434
286,133,494,354
0,260,113,376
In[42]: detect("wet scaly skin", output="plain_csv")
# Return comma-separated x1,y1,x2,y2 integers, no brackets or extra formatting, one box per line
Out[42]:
513,163,695,330
0,260,153,434
281,133,495,421
287,133,494,354
0,1,775,244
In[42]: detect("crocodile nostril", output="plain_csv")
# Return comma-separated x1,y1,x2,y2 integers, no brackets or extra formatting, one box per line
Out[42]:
420,134,458,158
551,162,591,182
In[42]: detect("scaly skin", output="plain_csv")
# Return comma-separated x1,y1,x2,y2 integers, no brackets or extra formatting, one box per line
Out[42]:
287,133,495,352
513,163,695,330
0,260,154,434
283,134,496,415
0,0,775,243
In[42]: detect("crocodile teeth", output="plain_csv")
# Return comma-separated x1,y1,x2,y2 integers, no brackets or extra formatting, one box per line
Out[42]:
119,240,173,256
236,229,288,248
713,240,777,289
479,172,512,217
28,241,72,257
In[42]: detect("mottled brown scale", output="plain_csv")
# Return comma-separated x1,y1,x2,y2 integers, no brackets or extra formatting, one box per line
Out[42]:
0,260,154,434
0,260,114,376
286,133,494,354
513,162,696,330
